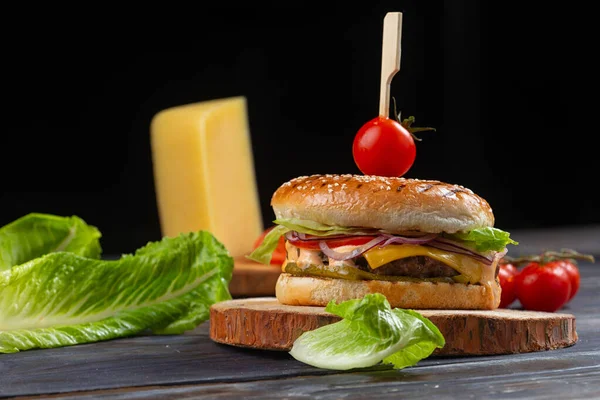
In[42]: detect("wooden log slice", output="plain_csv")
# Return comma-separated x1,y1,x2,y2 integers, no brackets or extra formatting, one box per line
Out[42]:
229,258,281,298
210,298,578,356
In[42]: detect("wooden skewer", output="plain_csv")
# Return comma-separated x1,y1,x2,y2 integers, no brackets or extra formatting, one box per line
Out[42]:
378,12,403,118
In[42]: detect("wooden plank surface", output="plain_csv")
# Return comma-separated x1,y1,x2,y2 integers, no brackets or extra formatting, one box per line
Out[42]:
0,262,598,399
14,350,600,400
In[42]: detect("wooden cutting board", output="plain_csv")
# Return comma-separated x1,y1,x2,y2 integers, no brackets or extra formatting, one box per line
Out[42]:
210,298,577,356
228,257,281,297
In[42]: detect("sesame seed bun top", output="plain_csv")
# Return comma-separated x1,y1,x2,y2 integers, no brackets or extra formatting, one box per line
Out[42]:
271,174,495,234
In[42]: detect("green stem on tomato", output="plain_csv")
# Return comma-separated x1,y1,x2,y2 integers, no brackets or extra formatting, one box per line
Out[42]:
391,97,436,141
502,248,595,268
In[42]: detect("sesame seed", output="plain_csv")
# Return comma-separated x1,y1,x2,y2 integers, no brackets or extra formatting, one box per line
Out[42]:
334,182,339,186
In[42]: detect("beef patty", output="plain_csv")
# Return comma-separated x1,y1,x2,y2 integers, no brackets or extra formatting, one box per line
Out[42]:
355,256,459,278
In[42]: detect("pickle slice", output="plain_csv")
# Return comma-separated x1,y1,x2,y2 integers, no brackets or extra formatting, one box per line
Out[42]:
283,262,460,283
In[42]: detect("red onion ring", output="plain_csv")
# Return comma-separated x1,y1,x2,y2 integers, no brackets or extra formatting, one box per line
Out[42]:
380,233,438,246
284,230,502,266
427,237,495,265
319,236,388,261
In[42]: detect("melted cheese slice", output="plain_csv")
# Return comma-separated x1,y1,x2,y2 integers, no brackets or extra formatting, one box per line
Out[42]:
363,244,485,283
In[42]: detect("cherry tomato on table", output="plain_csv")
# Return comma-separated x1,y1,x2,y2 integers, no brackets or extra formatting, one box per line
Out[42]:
497,262,519,308
514,261,572,312
253,227,286,266
504,249,594,312
559,260,581,301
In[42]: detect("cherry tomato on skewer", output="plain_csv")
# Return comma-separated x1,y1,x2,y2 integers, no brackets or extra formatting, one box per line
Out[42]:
352,104,435,177
352,116,416,177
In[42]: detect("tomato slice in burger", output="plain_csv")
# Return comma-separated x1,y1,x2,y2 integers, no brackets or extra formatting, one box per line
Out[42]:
289,235,377,250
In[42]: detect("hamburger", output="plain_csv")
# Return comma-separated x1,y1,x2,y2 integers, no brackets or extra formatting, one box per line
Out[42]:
249,174,518,310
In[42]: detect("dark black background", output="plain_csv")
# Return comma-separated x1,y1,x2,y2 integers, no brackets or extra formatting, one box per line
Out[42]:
1,2,597,255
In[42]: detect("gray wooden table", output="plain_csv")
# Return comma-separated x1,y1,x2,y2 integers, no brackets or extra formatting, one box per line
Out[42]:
1,227,599,399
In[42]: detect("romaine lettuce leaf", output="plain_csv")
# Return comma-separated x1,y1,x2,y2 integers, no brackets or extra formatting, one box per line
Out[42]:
446,227,518,252
289,293,445,370
274,218,369,236
0,213,102,272
0,231,233,353
246,224,290,264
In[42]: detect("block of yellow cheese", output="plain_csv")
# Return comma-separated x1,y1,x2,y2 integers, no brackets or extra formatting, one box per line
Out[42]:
150,96,264,257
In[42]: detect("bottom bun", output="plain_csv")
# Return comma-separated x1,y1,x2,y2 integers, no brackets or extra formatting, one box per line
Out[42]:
275,273,501,310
